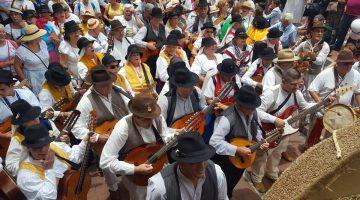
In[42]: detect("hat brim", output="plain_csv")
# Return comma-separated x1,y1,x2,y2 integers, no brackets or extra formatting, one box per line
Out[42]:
128,102,162,119
65,25,81,33
87,20,100,30
112,25,126,31
169,72,199,88
170,145,215,163
164,41,180,46
125,49,143,60
240,4,254,11
261,54,277,60
45,71,71,87
22,136,55,148
267,33,283,39
236,95,261,109
9,8,23,14
217,64,240,76
21,29,47,42
201,26,216,31
273,56,300,63
151,14,164,19
235,34,248,39
12,106,41,125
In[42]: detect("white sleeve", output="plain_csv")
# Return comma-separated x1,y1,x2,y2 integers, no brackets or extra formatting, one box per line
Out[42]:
295,90,316,110
241,60,258,87
157,95,169,120
134,27,148,48
67,141,87,164
215,164,229,200
39,89,60,119
156,57,169,82
99,118,135,175
210,116,237,156
262,70,275,90
71,96,93,139
257,89,277,123
159,116,175,144
5,138,25,177
307,72,324,92
146,173,167,200
293,42,303,54
186,14,196,33
190,55,202,75
203,78,215,99
78,62,88,81
313,43,330,66
196,87,207,110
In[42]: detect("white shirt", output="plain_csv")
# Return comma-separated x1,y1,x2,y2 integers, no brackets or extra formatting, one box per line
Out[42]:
0,88,40,123
71,85,131,139
85,32,108,54
308,67,360,105
222,44,253,65
257,85,314,124
74,0,101,16
193,36,220,50
110,37,134,64
12,0,35,11
4,24,23,41
203,75,242,99
157,87,206,122
65,13,81,24
242,58,271,87
265,39,283,53
265,7,282,26
59,40,80,79
133,26,169,48
146,164,229,200
16,40,50,70
186,12,218,34
155,49,190,82
0,40,17,75
352,62,360,73
242,14,254,31
191,54,224,76
293,40,330,69
114,15,141,38
17,141,87,200
262,66,282,90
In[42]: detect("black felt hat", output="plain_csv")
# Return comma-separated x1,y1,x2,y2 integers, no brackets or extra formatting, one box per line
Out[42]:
169,67,199,88
167,9,180,18
77,37,94,52
0,70,16,84
231,15,243,24
125,44,142,60
84,65,115,85
64,20,81,33
10,99,41,125
151,7,164,19
260,47,276,60
201,37,217,48
169,29,185,39
253,16,269,30
22,123,54,148
234,27,248,39
23,10,37,20
167,61,187,77
52,3,65,14
111,20,126,31
102,54,120,66
236,85,261,108
267,27,283,39
38,5,51,14
201,21,216,31
197,0,209,8
164,34,180,46
45,62,71,86
170,132,215,163
217,58,239,76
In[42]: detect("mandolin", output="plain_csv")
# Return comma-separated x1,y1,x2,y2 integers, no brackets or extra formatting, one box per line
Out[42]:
54,110,81,142
0,163,26,200
141,41,160,63
39,98,70,119
92,118,119,156
57,111,94,200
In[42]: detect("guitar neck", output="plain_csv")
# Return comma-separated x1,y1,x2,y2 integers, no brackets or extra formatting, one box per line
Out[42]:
76,143,91,194
203,81,235,114
147,137,178,164
287,99,328,124
249,129,281,152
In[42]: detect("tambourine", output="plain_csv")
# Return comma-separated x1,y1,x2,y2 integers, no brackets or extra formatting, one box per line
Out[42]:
323,104,357,133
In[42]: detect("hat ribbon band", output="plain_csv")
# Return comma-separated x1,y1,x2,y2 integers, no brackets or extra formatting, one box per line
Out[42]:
24,29,40,37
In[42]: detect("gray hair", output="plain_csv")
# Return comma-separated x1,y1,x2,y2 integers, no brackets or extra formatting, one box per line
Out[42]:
0,24,4,31
281,13,293,23
282,68,301,83
124,3,134,10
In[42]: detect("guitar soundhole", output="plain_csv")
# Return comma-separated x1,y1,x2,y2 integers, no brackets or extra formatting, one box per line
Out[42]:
239,156,245,163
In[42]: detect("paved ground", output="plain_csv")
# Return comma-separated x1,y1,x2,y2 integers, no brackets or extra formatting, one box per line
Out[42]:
86,133,306,200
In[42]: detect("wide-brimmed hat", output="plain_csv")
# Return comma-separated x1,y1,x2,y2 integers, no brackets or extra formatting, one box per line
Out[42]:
240,1,255,11
38,5,51,14
52,3,65,14
77,37,94,52
10,99,41,125
111,20,126,31
253,16,269,30
22,124,54,148
234,27,248,39
167,61,187,77
267,27,283,39
128,92,161,119
209,5,219,14
201,37,217,48
311,21,326,30
81,10,96,18
273,49,299,63
151,7,164,19
164,34,180,46
201,21,216,31
217,58,239,76
231,15,243,24
64,20,81,33
21,25,46,42
236,85,261,108
85,65,115,85
125,44,142,59
260,47,276,60
336,49,354,63
167,9,180,18
170,132,215,163
102,54,120,66
169,29,185,40
196,0,209,8
8,7,23,14
45,62,71,86
0,69,16,84
23,10,37,20
169,67,199,88
87,18,100,30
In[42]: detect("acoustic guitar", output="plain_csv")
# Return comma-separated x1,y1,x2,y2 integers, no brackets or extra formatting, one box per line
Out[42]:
141,41,160,63
92,118,119,157
0,165,26,200
57,111,94,200
54,110,81,142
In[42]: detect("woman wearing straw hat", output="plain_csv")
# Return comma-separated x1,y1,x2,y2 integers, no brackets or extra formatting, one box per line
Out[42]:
13,24,49,95
84,18,108,54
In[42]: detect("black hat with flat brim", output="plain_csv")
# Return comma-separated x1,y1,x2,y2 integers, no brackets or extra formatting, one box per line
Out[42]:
84,65,115,85
64,20,81,33
201,21,216,31
164,34,180,46
0,69,16,84
22,124,54,148
260,47,276,60
169,67,199,88
267,27,283,39
77,37,94,53
169,29,185,40
197,0,209,8
170,132,215,163
23,10,37,20
45,62,71,86
125,44,143,60
38,5,51,14
10,99,41,125
102,54,121,66
217,58,239,76
201,37,217,48
52,3,66,14
111,20,126,31
236,85,261,109
234,27,248,39
231,14,243,24
151,7,164,19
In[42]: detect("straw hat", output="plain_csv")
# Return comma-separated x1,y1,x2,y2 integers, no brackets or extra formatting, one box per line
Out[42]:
21,25,46,42
87,18,100,30
273,49,299,63
240,1,255,11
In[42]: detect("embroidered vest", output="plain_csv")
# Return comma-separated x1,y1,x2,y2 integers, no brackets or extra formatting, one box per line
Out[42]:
144,24,166,46
124,63,154,93
213,73,236,105
42,82,73,102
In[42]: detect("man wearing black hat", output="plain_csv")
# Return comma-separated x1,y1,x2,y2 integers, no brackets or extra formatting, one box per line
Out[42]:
209,85,269,197
5,99,62,177
146,132,228,200
242,47,276,89
265,27,283,54
0,69,39,124
221,15,244,45
186,0,216,34
222,28,253,68
100,92,175,200
17,123,89,200
192,21,219,56
134,7,167,78
157,66,206,126
108,20,134,62
39,62,75,121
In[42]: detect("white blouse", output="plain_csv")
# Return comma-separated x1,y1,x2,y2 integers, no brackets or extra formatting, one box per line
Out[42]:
15,40,49,71
191,53,224,76
59,40,80,78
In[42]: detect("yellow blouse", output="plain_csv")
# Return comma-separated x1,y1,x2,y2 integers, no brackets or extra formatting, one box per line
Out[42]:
42,82,73,102
80,53,103,71
246,26,269,45
105,3,123,20
123,63,155,93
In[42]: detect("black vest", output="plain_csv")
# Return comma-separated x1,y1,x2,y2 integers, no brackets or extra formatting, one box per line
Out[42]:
161,160,218,200
144,24,166,48
222,105,259,142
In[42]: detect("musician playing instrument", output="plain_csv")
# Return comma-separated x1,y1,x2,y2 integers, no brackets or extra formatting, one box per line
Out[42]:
108,20,134,64
0,70,39,124
242,47,276,89
192,22,220,56
119,44,155,94
250,68,315,193
293,21,330,89
17,123,88,200
134,7,168,78
100,92,174,199
265,27,283,54
222,28,253,68
146,132,228,200
158,66,206,126
209,85,269,198
262,49,299,90
186,0,216,34
5,100,62,177
84,18,108,54
39,62,75,120
306,50,360,147
220,15,244,46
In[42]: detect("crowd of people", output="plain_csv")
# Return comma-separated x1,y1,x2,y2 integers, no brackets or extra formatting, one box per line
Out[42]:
0,0,359,199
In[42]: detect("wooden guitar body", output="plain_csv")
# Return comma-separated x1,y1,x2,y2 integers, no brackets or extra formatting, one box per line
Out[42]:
92,119,119,156
228,138,257,169
0,169,26,200
0,128,11,158
57,170,91,200
171,113,206,135
0,119,11,134
124,142,167,186
251,75,263,83
141,41,160,63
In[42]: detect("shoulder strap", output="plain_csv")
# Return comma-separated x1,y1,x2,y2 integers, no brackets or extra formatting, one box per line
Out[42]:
333,67,340,89
125,37,131,45
190,89,200,112
270,92,292,115
141,63,152,91
151,120,163,143
55,152,80,170
21,44,48,69
166,89,177,126
112,85,132,100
